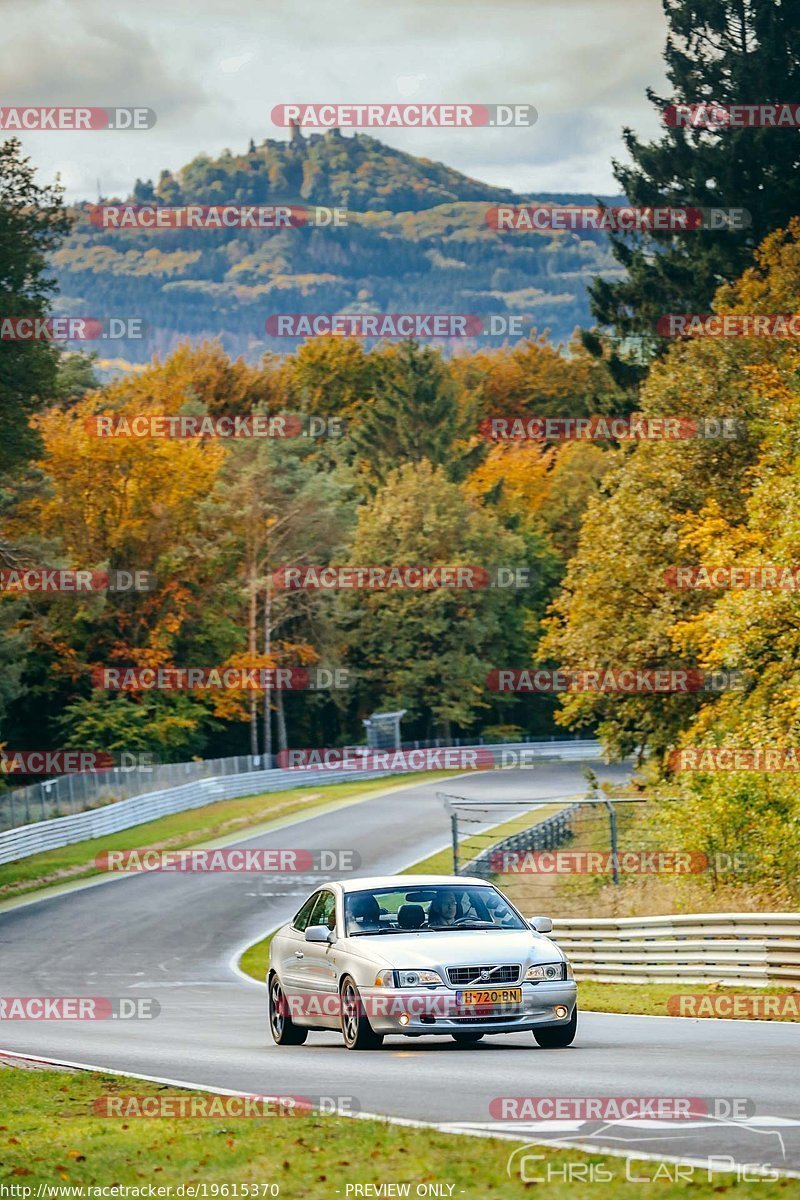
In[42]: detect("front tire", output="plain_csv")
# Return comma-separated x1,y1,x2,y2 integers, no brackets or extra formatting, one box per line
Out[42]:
452,1033,484,1045
269,975,307,1045
340,976,384,1050
533,1006,577,1048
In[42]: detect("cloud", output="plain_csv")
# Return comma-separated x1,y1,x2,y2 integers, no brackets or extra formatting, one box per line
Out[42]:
0,0,671,199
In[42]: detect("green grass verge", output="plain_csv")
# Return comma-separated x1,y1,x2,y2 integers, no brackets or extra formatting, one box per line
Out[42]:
0,772,459,902
579,980,800,1021
238,930,278,984
3,1065,794,1197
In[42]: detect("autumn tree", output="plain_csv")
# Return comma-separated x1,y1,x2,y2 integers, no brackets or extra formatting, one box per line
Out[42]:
341,460,535,739
541,220,800,759
3,356,228,754
201,420,352,757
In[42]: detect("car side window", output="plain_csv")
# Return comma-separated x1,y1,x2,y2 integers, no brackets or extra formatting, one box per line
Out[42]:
292,893,320,932
310,889,337,932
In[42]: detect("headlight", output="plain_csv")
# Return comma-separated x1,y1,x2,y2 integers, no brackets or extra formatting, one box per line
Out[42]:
525,962,565,982
377,969,443,987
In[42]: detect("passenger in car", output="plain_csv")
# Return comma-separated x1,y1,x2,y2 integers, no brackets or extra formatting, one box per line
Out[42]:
427,890,458,926
346,893,382,932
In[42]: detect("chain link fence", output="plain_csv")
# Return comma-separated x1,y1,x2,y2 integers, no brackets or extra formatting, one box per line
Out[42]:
0,733,590,833
439,792,711,918
0,754,265,831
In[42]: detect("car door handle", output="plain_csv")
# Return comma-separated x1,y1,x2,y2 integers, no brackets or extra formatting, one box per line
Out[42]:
294,951,304,959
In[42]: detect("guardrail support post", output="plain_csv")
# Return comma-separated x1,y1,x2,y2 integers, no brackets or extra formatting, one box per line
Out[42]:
451,813,460,876
604,799,620,885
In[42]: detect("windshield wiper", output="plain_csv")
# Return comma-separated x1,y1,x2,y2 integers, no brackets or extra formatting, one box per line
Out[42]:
436,921,508,930
349,927,430,936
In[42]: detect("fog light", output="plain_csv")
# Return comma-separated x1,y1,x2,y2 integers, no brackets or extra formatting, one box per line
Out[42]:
399,1013,410,1026
554,1005,568,1018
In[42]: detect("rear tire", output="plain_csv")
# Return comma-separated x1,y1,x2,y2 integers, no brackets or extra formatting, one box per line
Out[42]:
452,1033,484,1044
269,975,307,1046
341,976,384,1050
533,1007,577,1048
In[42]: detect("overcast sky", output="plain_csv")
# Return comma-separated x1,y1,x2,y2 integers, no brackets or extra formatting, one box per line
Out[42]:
2,0,670,201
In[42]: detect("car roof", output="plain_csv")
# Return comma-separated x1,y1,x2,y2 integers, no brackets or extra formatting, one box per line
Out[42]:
332,874,492,892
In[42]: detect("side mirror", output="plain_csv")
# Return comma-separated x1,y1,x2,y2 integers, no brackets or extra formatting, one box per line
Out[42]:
305,924,334,944
529,916,553,934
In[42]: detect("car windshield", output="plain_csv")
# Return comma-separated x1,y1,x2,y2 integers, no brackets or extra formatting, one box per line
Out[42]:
343,885,526,935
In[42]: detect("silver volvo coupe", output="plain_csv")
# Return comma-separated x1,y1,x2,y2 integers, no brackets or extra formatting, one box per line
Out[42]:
267,874,577,1050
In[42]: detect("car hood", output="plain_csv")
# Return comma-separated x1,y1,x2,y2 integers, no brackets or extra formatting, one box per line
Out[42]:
348,929,563,969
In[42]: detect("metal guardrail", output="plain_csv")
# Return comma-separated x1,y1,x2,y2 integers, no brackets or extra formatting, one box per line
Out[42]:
552,913,800,987
0,740,602,866
0,734,598,831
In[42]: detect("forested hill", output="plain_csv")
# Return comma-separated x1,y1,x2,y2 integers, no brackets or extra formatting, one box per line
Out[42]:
134,127,524,212
53,129,623,366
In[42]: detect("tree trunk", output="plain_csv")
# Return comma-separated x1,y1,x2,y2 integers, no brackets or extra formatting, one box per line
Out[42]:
248,556,258,758
276,687,288,754
262,583,272,767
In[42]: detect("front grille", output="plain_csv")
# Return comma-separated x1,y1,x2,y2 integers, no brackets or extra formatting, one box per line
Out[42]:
446,964,521,986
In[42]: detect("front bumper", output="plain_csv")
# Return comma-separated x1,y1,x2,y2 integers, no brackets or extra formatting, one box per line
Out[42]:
361,981,578,1036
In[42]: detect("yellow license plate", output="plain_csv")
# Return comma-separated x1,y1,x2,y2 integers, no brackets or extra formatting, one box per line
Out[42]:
456,987,522,1006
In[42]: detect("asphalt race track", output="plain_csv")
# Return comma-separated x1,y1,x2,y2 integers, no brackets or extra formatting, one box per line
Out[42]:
1,761,798,1177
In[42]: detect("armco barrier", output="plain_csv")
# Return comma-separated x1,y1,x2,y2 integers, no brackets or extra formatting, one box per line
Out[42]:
0,740,601,866
551,912,800,987
0,737,601,830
